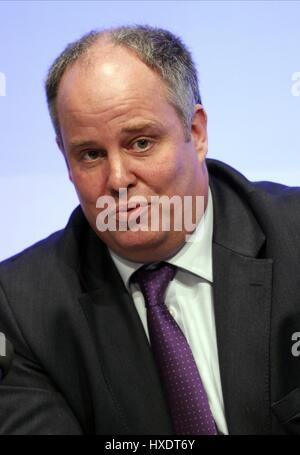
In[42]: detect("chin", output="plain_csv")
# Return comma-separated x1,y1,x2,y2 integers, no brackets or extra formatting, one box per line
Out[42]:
104,229,165,251
101,230,185,263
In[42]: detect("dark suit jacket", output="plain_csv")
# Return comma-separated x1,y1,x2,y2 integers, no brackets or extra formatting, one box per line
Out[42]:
0,159,300,435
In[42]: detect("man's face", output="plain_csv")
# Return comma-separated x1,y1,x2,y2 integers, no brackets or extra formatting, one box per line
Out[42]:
56,43,209,262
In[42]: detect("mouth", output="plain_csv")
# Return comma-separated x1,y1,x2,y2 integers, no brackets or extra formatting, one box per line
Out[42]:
114,203,149,221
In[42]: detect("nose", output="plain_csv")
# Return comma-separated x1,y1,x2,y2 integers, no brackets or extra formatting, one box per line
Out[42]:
106,152,137,195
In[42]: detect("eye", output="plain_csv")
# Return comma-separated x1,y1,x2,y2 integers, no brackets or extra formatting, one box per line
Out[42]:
82,150,102,161
131,138,153,152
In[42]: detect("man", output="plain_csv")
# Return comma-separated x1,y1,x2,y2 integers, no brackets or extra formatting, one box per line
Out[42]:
0,25,300,435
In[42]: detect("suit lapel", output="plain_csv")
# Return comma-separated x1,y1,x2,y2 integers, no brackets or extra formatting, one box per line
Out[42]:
77,226,173,435
212,243,272,434
210,172,273,434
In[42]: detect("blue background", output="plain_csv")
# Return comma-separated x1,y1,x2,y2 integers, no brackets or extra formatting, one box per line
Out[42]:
0,0,299,261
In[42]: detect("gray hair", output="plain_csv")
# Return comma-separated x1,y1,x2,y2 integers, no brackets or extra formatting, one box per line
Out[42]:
45,25,202,140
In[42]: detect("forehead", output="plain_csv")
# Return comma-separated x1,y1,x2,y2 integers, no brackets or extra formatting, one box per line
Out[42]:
56,44,171,121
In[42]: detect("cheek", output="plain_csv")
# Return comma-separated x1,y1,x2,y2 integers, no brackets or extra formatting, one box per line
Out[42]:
161,149,200,195
71,168,105,204
143,164,176,195
156,150,190,186
147,147,184,186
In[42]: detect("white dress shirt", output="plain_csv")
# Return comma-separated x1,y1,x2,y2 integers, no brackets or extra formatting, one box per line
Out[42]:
109,188,229,435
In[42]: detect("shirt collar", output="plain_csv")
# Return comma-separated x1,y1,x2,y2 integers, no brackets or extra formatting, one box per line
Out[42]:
109,187,214,288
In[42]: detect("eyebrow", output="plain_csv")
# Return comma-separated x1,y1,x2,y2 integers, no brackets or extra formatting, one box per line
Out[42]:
120,122,163,135
69,140,101,151
69,122,163,152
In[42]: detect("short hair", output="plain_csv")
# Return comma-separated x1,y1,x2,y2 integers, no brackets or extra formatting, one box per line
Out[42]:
45,25,202,140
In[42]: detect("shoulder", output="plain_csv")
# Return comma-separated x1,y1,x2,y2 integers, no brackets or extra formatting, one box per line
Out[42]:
0,206,85,296
207,158,300,208
0,230,63,288
207,159,300,253
0,206,89,354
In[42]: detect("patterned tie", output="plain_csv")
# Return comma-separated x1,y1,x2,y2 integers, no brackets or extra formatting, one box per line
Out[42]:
131,262,217,435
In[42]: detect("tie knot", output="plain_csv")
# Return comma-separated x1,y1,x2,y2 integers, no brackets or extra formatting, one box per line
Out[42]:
131,262,177,308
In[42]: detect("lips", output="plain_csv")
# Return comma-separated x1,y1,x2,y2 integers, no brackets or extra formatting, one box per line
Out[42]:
117,203,142,213
114,203,148,221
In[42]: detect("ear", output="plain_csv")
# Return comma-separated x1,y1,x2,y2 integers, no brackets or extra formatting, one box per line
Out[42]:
56,135,73,184
190,104,208,162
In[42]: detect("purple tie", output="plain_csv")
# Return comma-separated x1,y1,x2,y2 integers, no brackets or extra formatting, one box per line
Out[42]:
131,262,217,435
